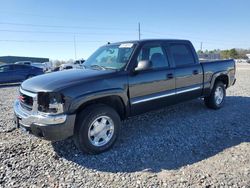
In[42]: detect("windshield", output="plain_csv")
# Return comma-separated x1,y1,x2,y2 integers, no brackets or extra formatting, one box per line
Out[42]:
84,43,135,70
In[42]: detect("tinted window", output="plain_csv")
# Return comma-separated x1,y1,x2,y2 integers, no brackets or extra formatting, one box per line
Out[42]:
169,44,195,66
14,65,28,70
65,66,73,69
137,45,169,69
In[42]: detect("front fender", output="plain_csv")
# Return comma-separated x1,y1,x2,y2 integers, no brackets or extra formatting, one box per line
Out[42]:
67,88,129,114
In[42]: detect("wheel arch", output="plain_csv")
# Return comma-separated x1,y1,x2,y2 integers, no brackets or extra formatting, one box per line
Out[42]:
210,72,229,90
77,95,127,120
69,89,129,120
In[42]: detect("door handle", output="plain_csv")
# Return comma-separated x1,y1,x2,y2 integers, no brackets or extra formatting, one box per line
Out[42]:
193,70,199,75
167,73,174,79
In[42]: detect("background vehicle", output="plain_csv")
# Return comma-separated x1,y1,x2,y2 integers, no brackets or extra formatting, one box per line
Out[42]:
52,66,60,72
15,61,49,72
32,62,47,72
0,64,44,84
59,61,85,71
15,61,32,65
43,61,53,72
74,59,85,68
14,39,236,154
59,63,74,70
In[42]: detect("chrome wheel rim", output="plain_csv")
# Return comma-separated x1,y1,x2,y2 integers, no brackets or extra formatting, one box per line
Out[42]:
214,86,224,105
88,116,114,147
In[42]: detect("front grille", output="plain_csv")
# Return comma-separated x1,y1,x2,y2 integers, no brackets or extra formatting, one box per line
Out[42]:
19,89,35,111
20,101,33,111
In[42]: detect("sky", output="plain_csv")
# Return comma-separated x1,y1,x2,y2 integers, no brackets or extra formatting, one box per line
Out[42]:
0,0,250,60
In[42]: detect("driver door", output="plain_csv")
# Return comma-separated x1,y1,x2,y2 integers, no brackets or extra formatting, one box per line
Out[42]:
128,43,176,115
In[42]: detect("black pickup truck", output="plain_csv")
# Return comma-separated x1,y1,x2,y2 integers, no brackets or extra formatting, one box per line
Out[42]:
14,39,236,154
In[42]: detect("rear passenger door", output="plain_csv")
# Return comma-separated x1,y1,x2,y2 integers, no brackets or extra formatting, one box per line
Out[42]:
129,43,175,115
167,42,203,102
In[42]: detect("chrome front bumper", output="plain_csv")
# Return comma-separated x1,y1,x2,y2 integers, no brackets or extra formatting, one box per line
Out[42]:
14,99,67,127
14,99,76,141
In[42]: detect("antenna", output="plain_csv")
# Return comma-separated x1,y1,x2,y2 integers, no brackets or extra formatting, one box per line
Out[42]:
138,22,141,40
74,35,77,59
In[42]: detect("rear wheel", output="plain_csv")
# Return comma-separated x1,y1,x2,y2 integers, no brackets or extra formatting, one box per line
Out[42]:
74,104,121,154
204,81,226,109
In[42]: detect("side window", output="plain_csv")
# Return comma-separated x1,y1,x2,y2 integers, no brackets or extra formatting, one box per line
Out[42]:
169,44,196,67
0,65,11,72
137,45,169,69
65,66,73,69
14,65,27,70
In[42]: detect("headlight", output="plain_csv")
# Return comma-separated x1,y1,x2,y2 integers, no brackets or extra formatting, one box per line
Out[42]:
37,92,64,114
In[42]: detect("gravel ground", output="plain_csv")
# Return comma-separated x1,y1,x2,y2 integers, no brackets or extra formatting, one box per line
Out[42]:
0,64,250,188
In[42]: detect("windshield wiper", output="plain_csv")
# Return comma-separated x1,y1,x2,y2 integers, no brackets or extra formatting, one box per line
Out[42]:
90,64,106,70
103,67,117,70
90,65,117,70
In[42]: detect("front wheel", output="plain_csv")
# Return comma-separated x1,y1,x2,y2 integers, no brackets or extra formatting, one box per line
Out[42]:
204,81,226,109
74,104,121,154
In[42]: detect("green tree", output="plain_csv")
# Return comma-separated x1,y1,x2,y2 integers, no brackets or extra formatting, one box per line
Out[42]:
220,49,239,59
220,50,229,59
229,49,238,59
197,50,203,54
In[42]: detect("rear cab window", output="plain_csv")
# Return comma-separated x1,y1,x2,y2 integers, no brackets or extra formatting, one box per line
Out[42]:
168,43,196,67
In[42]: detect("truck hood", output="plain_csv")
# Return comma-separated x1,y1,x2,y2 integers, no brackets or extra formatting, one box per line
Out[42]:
21,69,115,93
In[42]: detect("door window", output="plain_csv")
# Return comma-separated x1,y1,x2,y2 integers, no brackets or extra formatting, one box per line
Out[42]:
0,65,11,72
169,44,196,67
137,45,169,69
13,65,28,70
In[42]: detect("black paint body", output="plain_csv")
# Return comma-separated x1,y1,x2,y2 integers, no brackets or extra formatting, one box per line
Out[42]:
21,39,236,119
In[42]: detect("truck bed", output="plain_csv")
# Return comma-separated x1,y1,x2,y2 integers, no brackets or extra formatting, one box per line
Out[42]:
201,59,236,96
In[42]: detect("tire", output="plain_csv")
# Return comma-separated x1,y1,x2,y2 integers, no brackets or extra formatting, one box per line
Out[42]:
204,81,226,109
73,104,121,154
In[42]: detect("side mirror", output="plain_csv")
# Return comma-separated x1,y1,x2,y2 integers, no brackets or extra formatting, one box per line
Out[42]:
135,60,151,71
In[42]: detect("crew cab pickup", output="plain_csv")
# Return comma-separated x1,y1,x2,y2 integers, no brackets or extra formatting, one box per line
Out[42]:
14,39,236,154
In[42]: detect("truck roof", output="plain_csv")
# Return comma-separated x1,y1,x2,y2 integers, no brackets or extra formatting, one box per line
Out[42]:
109,39,191,46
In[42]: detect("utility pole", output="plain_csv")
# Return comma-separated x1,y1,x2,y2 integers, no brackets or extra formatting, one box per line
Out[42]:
138,22,141,40
74,35,77,60
200,42,203,51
